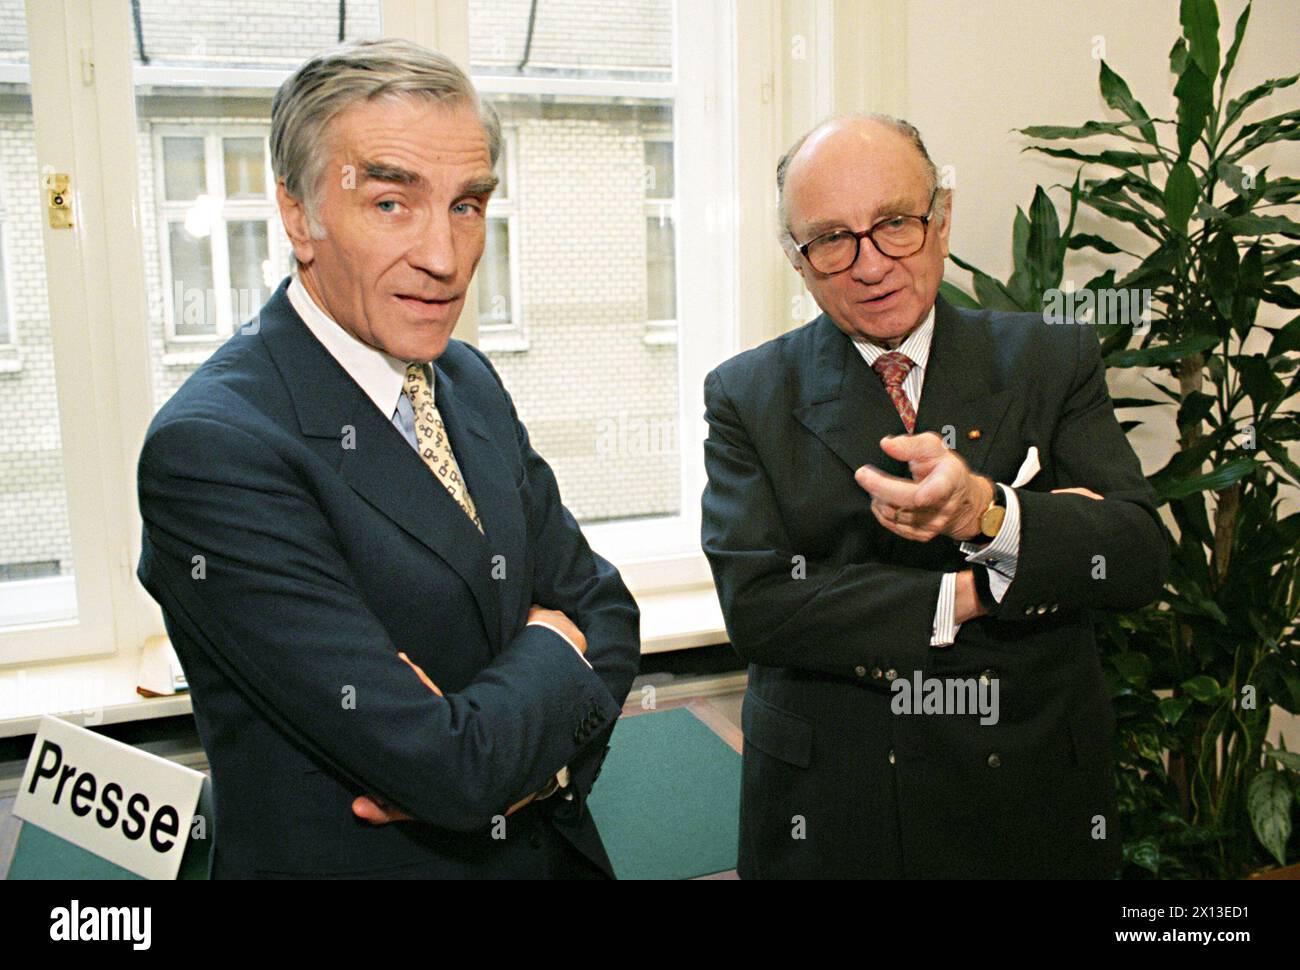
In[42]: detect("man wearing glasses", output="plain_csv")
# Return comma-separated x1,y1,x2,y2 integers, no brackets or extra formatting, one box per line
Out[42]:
701,114,1169,878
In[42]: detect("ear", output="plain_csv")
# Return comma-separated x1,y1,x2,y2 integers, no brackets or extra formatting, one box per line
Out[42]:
936,192,953,259
277,180,316,266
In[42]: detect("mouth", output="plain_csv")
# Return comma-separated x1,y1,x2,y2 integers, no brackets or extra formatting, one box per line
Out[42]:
394,293,460,317
858,288,903,308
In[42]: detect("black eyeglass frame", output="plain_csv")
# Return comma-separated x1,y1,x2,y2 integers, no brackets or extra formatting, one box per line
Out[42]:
795,187,941,275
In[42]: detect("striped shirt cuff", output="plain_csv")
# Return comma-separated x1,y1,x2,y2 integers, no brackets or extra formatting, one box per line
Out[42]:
930,571,961,646
959,484,1022,603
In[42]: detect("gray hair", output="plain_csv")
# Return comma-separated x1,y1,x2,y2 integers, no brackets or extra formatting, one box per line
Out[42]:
271,38,501,238
776,113,949,254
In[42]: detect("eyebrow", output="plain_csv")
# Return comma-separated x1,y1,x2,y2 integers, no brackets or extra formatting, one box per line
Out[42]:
360,161,499,198
798,195,928,241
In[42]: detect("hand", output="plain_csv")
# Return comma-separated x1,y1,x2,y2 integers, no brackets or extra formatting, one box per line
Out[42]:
527,604,587,654
855,433,994,542
352,790,538,826
1051,486,1103,500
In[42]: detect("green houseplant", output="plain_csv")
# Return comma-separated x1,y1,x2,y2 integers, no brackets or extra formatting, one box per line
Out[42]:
941,0,1300,878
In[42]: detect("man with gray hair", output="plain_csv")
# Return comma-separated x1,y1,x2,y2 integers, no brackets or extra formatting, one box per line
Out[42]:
701,114,1168,877
137,39,639,879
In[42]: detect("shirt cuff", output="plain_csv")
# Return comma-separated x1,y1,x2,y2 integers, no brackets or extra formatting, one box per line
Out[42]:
930,571,961,646
959,484,1022,603
527,619,592,668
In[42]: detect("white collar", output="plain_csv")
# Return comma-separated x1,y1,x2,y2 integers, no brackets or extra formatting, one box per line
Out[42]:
851,304,936,371
287,274,412,416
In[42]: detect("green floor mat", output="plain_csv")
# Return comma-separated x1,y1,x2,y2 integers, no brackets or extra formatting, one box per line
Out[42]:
587,706,741,880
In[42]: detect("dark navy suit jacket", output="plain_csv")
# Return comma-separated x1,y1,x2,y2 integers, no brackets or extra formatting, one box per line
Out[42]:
702,296,1170,878
138,279,640,878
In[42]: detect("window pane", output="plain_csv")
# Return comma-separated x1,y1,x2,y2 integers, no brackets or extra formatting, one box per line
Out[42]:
0,21,79,629
470,0,673,82
132,1,383,70
644,140,673,199
168,222,216,336
162,136,206,201
479,218,513,327
646,214,676,321
477,93,680,524
223,137,266,200
227,220,271,323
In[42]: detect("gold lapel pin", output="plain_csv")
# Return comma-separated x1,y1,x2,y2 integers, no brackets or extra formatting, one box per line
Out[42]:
967,428,981,440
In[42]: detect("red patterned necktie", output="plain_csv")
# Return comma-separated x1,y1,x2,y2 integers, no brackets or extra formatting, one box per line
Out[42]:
871,351,917,433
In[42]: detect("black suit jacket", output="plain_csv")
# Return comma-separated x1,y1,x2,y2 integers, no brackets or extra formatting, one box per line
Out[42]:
137,279,640,878
701,296,1169,878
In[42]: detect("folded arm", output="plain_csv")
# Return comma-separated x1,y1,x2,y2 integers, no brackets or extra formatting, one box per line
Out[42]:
138,416,621,833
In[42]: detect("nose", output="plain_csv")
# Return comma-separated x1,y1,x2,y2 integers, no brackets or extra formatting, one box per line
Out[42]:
848,232,893,285
406,210,458,280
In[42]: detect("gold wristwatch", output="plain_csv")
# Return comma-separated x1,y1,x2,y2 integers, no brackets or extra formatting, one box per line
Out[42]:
978,483,1006,539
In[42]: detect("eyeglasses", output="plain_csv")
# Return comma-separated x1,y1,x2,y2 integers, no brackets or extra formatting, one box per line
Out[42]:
796,188,939,275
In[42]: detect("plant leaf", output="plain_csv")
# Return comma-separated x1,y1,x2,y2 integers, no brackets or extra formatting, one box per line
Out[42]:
1164,161,1198,235
1220,3,1250,87
1180,674,1224,702
1247,770,1293,867
1180,0,1220,82
1098,60,1159,145
1106,334,1219,367
1067,233,1124,255
1027,185,1063,292
1160,457,1260,500
1265,749,1300,773
1223,75,1299,132
938,279,980,310
1174,61,1214,159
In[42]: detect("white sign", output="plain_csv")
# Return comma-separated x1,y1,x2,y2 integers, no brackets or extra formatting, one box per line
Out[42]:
14,715,205,880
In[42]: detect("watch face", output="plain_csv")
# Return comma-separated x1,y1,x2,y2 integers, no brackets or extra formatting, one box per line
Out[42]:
981,505,1006,538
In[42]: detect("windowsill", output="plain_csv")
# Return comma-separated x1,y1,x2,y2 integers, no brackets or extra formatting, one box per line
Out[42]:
0,583,727,739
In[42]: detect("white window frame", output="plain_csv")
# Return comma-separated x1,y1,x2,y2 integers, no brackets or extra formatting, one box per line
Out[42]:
641,129,678,346
452,0,741,591
153,125,281,344
478,126,527,353
2,0,836,701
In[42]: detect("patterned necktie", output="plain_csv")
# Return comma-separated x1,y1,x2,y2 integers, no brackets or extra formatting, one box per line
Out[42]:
871,351,917,433
403,363,484,534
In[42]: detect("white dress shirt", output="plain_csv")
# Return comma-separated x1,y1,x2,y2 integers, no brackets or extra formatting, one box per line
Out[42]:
851,305,1022,646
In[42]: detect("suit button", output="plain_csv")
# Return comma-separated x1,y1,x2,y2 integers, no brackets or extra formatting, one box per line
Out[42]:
529,834,542,849
987,753,1002,768
1024,606,1035,616
884,669,898,681
979,668,995,686
871,667,884,680
855,665,867,678
1036,605,1048,615
887,749,896,765
1050,604,1059,613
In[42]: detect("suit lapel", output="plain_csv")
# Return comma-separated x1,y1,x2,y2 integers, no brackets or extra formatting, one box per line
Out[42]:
258,282,506,650
912,297,1014,474
429,362,528,653
793,297,1014,477
793,315,909,477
